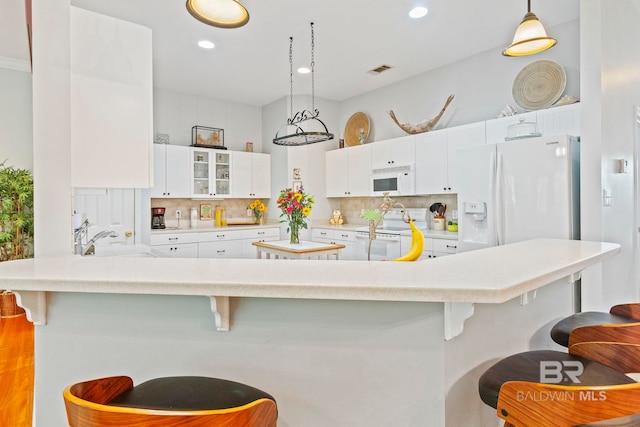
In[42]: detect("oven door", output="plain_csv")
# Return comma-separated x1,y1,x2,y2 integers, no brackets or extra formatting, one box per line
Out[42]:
355,232,401,261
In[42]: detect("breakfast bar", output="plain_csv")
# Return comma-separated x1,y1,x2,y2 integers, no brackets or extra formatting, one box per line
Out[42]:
0,238,621,427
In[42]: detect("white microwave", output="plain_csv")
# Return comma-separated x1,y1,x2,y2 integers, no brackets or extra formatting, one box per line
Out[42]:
370,165,416,197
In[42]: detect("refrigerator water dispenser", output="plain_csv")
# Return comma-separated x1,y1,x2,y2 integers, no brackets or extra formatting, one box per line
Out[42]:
464,202,486,221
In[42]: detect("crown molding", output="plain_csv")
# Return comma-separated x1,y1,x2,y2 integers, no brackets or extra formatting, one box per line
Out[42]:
0,56,31,73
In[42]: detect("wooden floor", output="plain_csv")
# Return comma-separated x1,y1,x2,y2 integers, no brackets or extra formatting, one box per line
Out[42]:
0,292,34,427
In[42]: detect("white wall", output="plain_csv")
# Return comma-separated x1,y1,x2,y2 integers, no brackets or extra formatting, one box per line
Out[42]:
153,87,262,152
580,0,640,310
0,67,32,170
338,20,581,143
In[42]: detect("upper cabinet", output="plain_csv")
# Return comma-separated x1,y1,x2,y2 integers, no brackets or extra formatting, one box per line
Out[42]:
370,136,415,169
191,148,231,198
326,144,372,197
485,104,580,143
151,144,190,198
70,7,153,188
231,152,271,198
415,122,485,194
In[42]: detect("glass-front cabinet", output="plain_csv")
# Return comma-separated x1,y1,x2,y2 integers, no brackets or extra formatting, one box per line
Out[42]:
191,148,231,198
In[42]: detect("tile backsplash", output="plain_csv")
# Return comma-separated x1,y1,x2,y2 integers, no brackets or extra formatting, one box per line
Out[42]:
326,195,458,227
152,194,458,229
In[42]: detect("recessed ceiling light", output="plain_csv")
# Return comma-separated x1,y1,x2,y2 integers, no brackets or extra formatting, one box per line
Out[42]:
297,67,311,74
409,6,428,19
198,40,215,49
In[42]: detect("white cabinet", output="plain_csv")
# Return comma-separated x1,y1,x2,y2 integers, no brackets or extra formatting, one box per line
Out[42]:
150,233,199,258
198,230,243,259
70,7,153,188
446,122,486,192
415,122,485,194
191,148,231,198
151,144,190,198
400,236,458,260
326,145,372,197
485,104,581,143
231,152,271,198
415,130,448,195
241,227,280,258
371,136,415,169
311,228,357,260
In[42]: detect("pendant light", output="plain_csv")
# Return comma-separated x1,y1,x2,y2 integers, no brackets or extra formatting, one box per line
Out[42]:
273,23,334,146
503,0,557,57
186,0,249,29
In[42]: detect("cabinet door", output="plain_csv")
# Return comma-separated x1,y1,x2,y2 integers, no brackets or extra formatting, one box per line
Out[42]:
371,136,414,169
415,131,448,194
152,243,198,258
390,136,416,166
326,149,349,197
199,240,243,259
150,144,167,197
70,7,153,188
446,122,486,192
536,104,580,137
347,144,372,196
165,145,190,198
191,148,213,197
213,151,231,197
231,151,253,197
251,153,271,198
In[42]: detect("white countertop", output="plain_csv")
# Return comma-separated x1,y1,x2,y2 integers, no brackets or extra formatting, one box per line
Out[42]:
0,238,619,304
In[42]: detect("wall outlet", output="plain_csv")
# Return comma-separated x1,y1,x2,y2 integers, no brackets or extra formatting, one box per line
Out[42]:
175,210,181,219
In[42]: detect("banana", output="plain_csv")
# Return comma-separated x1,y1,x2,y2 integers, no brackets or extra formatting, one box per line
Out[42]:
394,220,424,262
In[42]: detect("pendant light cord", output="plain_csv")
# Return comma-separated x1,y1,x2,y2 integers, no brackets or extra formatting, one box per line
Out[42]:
289,37,294,120
310,22,315,113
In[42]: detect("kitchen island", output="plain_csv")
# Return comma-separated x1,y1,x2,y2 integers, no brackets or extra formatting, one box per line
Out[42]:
0,238,620,426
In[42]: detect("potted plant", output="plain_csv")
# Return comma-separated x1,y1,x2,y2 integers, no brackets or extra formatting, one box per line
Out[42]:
0,161,34,262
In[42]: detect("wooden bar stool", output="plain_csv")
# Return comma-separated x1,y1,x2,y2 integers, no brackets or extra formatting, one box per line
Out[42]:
478,324,640,427
551,303,640,347
63,375,277,427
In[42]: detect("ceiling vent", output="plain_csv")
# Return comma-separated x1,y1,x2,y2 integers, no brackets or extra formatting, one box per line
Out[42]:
367,64,392,75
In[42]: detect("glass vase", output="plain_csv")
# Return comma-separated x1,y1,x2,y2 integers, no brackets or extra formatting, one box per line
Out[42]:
289,222,300,244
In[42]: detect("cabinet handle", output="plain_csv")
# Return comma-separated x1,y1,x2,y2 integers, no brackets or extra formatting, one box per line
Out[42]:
217,234,225,238
168,237,178,241
446,245,457,249
341,234,348,238
258,232,265,235
217,250,226,254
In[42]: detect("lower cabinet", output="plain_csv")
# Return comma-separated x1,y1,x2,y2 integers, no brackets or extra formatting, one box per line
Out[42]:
311,228,357,260
150,233,199,258
198,230,243,259
241,228,280,258
400,236,458,260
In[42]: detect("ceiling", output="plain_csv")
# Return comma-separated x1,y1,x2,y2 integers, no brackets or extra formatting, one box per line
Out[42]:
1,0,579,107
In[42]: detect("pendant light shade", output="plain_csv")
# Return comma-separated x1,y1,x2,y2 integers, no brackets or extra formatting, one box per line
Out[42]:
186,0,249,29
503,1,557,57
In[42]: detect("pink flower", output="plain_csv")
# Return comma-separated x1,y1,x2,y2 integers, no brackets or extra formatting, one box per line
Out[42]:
286,206,293,214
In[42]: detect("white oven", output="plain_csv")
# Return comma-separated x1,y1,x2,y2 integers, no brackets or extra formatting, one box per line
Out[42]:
354,208,427,261
370,165,416,197
355,230,402,261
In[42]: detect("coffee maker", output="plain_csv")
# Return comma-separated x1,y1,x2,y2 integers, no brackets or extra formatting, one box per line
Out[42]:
151,207,166,229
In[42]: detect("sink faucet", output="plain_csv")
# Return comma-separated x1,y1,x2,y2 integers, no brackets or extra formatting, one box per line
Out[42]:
74,221,119,255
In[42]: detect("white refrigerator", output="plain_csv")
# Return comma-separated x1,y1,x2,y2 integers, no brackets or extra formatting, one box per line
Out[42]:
457,134,580,253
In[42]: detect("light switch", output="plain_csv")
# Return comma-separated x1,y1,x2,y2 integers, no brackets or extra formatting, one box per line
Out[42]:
603,189,612,206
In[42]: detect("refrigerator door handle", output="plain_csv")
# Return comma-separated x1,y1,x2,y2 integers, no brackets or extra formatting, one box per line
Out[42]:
495,152,504,246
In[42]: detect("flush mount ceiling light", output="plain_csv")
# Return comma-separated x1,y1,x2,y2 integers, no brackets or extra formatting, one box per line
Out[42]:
503,0,557,57
186,0,249,29
409,6,428,19
273,23,334,146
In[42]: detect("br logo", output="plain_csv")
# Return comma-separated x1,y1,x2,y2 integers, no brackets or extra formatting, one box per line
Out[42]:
540,361,584,384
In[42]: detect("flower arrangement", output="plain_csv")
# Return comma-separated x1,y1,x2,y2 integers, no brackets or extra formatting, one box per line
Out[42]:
249,199,267,224
277,186,314,244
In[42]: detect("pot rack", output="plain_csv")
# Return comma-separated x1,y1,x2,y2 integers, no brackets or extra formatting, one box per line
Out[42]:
273,22,334,146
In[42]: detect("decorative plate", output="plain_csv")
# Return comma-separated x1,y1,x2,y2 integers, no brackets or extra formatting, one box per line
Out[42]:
512,60,566,111
344,112,370,146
